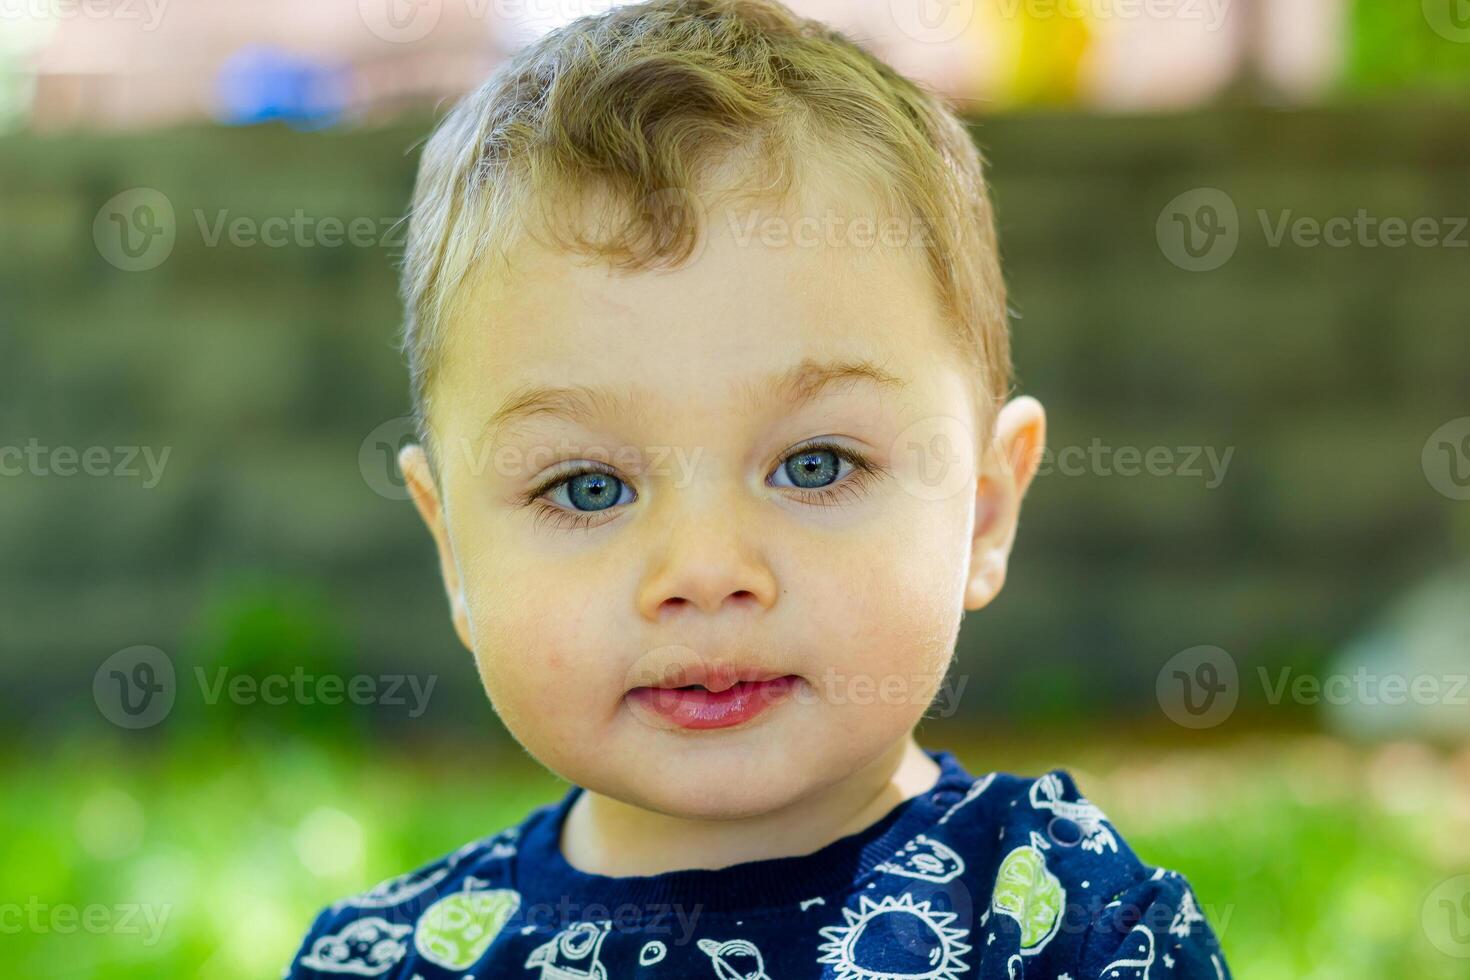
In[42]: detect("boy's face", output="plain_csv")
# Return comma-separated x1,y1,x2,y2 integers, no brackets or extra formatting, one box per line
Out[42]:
402,182,1043,820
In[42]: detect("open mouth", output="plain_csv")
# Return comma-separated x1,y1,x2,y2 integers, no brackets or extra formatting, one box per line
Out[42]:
625,675,801,730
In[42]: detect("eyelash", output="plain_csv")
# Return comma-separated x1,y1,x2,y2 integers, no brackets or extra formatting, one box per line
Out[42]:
521,441,881,532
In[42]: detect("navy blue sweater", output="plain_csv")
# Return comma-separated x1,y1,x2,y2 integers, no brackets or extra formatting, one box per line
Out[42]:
285,748,1232,978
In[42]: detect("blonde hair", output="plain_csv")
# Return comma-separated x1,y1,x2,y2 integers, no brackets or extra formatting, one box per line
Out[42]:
400,0,1010,455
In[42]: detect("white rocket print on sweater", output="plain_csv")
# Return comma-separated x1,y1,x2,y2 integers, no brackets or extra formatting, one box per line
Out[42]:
874,834,966,883
1028,773,1118,855
525,920,612,979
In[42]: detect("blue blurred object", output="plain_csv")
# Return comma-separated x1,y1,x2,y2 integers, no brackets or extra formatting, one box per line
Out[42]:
215,46,348,130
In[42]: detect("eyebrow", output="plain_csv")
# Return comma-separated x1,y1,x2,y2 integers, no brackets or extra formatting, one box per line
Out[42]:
481,356,906,444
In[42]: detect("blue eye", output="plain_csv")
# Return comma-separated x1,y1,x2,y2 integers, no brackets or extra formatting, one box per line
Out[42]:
558,471,626,512
524,441,879,533
523,465,635,532
769,442,879,504
782,448,841,489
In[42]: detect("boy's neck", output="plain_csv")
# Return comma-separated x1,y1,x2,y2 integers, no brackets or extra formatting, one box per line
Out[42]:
558,734,942,878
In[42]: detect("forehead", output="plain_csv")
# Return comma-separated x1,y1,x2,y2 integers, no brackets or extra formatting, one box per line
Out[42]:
437,182,952,431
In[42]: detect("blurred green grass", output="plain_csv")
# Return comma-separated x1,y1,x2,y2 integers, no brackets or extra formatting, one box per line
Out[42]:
5,732,1467,978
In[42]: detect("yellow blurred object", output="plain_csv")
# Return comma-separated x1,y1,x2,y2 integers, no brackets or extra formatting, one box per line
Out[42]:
991,0,1094,106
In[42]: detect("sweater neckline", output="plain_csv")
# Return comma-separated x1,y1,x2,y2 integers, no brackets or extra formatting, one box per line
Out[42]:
512,747,977,917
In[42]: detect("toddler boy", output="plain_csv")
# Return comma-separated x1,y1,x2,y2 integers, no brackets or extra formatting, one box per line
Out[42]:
287,1,1232,976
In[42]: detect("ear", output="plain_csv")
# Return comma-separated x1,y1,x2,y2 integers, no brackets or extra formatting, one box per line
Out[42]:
399,443,474,652
964,396,1046,611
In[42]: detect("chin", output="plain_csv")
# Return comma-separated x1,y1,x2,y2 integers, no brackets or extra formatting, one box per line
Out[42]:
578,739,824,822
628,770,812,822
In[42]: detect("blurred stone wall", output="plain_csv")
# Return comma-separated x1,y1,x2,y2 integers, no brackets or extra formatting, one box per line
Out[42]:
2,106,1467,735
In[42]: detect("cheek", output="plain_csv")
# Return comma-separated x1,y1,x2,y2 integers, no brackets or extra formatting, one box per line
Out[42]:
816,497,970,705
444,494,649,753
458,550,629,732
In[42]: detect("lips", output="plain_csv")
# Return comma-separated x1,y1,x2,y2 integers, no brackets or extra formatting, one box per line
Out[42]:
629,661,791,694
625,667,802,730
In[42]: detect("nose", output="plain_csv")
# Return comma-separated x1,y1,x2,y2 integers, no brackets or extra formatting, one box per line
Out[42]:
635,497,780,622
